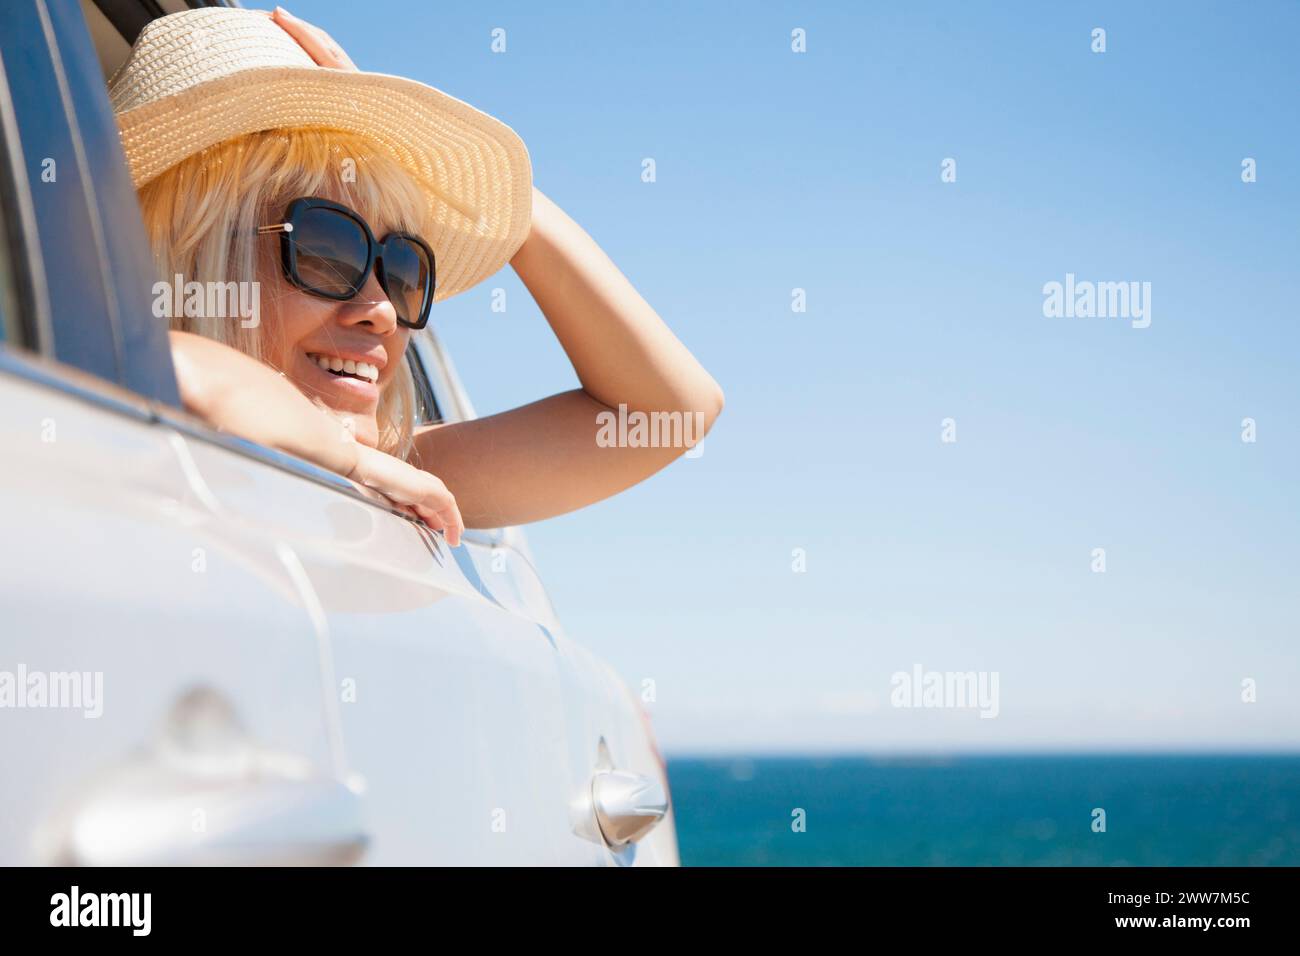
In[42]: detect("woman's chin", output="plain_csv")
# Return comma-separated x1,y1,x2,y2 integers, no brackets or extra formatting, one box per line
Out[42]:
283,371,381,447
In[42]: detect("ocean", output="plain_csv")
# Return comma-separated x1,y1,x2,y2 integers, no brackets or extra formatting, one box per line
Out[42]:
665,754,1300,866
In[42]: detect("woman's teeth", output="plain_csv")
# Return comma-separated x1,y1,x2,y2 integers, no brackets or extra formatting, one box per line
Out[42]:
309,353,379,383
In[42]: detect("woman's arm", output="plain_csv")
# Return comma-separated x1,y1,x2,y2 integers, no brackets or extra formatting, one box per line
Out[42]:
170,331,464,544
512,188,724,423
413,188,724,528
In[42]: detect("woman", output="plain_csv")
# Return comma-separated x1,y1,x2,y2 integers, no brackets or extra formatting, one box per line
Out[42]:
113,7,722,547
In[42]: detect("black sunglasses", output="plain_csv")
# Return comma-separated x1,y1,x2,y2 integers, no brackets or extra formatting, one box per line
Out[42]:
258,196,436,330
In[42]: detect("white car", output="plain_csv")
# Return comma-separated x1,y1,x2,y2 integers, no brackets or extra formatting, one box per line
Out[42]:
0,0,677,866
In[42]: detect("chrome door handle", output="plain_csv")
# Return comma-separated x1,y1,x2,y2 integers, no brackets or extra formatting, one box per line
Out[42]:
591,770,668,847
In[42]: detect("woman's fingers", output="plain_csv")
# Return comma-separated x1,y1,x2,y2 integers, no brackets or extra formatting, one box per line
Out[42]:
403,487,463,547
350,445,464,546
412,474,464,547
415,503,462,547
402,475,463,546
271,7,358,71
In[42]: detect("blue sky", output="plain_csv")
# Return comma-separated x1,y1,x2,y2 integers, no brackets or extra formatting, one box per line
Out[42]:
298,0,1300,753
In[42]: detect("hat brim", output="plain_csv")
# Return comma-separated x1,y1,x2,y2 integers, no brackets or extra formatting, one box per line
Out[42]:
116,65,531,302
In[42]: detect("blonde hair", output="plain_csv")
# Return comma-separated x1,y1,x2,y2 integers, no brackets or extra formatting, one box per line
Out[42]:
137,127,427,459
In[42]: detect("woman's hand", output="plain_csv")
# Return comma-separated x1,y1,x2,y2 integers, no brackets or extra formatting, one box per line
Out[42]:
270,7,358,71
347,445,464,547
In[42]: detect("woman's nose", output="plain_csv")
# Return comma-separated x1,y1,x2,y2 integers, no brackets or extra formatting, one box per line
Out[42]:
339,271,398,334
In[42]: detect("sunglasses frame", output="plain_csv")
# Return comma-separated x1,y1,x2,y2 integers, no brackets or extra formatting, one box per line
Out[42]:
258,196,436,330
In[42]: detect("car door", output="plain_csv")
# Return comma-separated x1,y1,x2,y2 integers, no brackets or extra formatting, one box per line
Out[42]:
0,0,358,866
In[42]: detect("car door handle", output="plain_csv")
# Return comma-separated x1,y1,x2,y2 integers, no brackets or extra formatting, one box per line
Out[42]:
591,770,669,847
41,687,368,866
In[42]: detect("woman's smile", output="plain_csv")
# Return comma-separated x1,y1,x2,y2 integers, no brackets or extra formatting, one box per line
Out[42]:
297,347,384,407
307,352,381,384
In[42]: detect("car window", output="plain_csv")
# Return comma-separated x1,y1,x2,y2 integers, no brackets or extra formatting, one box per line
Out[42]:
408,344,442,425
0,42,51,354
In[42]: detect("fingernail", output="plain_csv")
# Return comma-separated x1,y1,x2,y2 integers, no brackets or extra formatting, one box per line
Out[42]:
274,6,292,18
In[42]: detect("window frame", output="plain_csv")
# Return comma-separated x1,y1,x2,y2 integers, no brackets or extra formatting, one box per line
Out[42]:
0,0,179,403
0,9,56,353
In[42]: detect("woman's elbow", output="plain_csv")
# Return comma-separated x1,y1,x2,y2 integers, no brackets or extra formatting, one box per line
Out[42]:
700,380,725,434
685,377,724,439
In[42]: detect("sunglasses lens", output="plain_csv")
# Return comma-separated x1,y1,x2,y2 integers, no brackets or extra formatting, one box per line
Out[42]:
379,236,434,328
291,206,370,296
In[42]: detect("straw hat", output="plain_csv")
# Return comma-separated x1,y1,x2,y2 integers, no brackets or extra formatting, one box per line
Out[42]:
109,7,531,301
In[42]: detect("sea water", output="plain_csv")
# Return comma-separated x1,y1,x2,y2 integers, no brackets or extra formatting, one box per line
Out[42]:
666,754,1300,866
